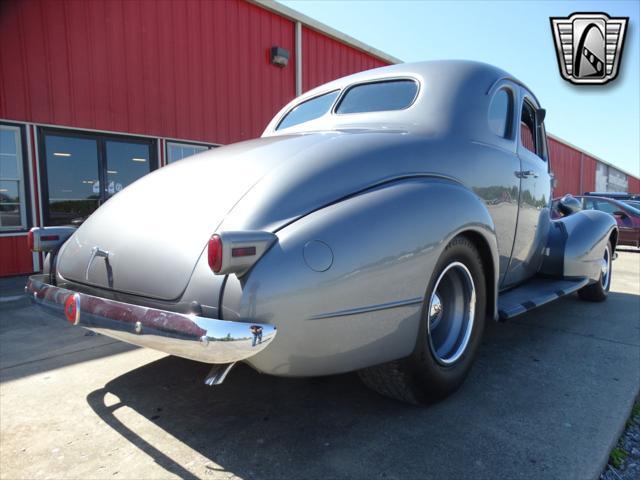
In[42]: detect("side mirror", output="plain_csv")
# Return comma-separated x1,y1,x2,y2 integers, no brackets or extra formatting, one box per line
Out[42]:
557,194,582,216
537,108,546,123
550,171,558,190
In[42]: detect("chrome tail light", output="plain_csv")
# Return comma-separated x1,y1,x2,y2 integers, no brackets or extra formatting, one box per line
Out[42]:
208,231,277,276
28,227,76,253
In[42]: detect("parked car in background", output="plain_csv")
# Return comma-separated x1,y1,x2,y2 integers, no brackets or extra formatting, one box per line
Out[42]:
554,195,640,248
579,196,640,248
583,192,640,201
26,61,618,405
622,200,640,210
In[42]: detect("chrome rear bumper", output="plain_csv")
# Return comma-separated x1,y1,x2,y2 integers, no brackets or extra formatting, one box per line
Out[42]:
26,275,276,364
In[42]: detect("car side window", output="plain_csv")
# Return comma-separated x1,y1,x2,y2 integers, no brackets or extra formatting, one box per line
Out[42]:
583,198,595,210
277,90,340,131
594,200,617,214
335,80,418,114
488,89,513,138
520,101,539,157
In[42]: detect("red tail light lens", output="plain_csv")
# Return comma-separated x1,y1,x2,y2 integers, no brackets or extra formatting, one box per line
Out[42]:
208,234,223,273
64,293,80,325
27,230,34,251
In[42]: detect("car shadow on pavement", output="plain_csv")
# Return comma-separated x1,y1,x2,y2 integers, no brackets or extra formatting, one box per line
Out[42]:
86,357,406,479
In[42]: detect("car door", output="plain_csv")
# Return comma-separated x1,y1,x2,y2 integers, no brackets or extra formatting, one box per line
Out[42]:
502,91,552,288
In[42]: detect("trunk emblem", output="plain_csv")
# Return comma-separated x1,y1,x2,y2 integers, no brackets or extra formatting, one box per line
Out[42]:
85,246,113,287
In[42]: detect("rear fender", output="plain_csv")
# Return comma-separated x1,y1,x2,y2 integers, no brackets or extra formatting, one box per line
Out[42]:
223,177,498,377
539,209,617,282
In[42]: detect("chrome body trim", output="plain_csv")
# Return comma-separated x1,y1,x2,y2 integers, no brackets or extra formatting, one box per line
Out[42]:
26,275,276,364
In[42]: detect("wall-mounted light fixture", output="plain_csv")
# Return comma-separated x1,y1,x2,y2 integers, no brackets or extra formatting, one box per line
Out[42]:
270,46,289,68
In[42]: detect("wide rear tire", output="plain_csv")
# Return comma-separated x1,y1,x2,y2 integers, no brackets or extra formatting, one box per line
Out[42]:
358,235,486,405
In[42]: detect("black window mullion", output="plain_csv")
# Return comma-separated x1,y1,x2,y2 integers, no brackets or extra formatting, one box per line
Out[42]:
97,136,108,205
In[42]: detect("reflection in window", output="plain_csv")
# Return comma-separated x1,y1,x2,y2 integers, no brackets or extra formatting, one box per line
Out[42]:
594,200,618,215
277,90,340,131
44,134,100,226
488,89,512,137
0,125,27,229
167,142,210,163
105,140,152,196
336,80,418,114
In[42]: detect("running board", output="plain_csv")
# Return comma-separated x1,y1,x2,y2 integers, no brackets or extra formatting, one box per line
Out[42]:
497,277,589,320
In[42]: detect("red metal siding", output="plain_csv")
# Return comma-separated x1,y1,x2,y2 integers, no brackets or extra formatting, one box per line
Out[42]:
301,26,389,92
0,0,296,144
0,236,33,277
581,155,597,194
549,137,581,196
629,176,640,194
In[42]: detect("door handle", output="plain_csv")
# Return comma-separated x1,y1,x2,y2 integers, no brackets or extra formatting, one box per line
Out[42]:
515,170,538,178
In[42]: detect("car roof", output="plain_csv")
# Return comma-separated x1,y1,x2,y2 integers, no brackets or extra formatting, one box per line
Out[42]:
263,60,538,138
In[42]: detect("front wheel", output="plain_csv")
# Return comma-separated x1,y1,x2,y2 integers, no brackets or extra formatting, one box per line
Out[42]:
578,241,612,302
358,236,486,405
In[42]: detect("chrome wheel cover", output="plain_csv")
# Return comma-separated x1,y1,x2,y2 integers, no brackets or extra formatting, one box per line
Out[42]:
601,244,611,289
427,261,476,365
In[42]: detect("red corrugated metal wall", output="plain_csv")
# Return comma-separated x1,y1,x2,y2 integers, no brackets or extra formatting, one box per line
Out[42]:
549,137,582,195
581,155,597,194
0,237,32,277
548,136,637,196
301,26,389,92
0,0,296,144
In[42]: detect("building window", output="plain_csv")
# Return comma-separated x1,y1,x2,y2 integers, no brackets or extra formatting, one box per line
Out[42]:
166,141,212,163
40,129,157,226
0,124,28,230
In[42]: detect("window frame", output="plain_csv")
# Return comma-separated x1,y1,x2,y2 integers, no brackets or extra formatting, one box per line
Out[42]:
0,122,31,232
38,127,158,226
519,98,542,158
333,77,420,115
165,140,215,164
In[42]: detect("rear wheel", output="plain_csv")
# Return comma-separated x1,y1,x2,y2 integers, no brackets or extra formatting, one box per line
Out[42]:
578,241,612,302
358,236,486,405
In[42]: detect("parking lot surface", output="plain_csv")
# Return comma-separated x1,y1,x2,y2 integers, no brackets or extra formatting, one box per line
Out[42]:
1,250,639,480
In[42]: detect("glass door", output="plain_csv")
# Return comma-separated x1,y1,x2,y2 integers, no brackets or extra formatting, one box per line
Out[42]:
41,129,156,226
104,139,152,199
43,133,101,226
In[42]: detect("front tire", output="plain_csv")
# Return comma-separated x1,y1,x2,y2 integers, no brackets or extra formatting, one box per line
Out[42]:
578,241,612,302
358,236,486,404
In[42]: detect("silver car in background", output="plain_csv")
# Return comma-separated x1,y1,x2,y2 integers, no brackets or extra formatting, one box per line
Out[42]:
27,61,617,404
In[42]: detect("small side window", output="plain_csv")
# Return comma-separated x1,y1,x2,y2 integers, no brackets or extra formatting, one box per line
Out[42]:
335,79,418,114
488,89,512,138
277,90,340,131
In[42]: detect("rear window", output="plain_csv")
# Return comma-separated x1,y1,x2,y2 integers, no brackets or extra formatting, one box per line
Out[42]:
335,79,419,114
277,90,340,131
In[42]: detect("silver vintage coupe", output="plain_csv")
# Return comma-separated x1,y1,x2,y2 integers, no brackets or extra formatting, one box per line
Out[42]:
27,61,617,404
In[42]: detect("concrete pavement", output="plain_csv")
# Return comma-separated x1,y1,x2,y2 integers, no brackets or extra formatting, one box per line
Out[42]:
1,250,638,479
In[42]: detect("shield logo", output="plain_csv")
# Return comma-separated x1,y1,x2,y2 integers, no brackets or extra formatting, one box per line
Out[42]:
550,12,628,85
